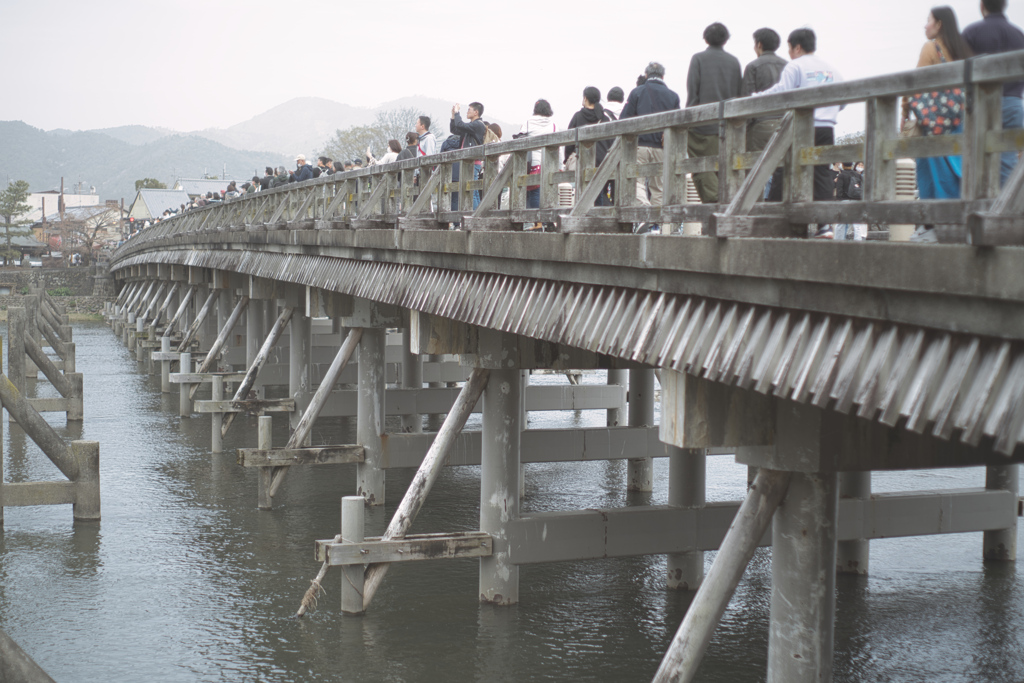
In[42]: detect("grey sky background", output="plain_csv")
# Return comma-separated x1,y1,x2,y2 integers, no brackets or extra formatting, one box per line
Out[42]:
2,0,1021,140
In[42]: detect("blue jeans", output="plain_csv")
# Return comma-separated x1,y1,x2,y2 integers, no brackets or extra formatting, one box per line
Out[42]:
526,187,539,209
472,163,481,211
1001,97,1023,188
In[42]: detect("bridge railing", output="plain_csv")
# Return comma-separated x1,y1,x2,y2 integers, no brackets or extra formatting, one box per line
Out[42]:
115,49,1024,259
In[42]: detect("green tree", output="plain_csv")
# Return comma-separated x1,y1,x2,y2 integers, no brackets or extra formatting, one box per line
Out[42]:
0,180,32,266
135,178,167,191
318,107,447,167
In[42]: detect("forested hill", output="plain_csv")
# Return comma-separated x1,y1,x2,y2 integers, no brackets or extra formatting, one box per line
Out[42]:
0,121,288,203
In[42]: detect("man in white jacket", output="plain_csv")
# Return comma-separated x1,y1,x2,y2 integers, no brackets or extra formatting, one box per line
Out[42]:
755,28,843,214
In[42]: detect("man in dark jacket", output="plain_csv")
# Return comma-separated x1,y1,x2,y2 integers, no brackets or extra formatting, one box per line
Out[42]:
292,154,313,182
565,87,615,206
259,166,274,191
742,27,788,152
450,101,486,210
686,23,743,203
962,0,1024,186
621,62,681,211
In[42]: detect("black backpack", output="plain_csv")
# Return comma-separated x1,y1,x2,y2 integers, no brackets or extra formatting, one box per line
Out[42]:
844,170,863,200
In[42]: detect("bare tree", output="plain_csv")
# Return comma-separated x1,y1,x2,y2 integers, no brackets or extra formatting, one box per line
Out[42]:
61,206,123,266
318,108,447,166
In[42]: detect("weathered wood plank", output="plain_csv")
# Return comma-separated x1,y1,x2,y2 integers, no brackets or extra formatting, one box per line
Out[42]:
193,398,295,413
316,531,493,565
237,444,364,467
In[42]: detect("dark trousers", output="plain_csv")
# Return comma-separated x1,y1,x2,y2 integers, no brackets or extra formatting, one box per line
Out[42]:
767,126,835,202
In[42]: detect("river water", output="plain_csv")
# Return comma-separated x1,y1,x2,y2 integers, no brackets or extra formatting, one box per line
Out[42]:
0,322,1022,682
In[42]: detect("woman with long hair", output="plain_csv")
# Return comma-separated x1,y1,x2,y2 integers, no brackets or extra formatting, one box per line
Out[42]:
906,8,971,204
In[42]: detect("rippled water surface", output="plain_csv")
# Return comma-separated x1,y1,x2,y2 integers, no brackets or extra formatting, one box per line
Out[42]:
0,322,1022,681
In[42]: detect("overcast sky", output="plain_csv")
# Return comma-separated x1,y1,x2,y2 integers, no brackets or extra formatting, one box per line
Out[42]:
2,0,1021,139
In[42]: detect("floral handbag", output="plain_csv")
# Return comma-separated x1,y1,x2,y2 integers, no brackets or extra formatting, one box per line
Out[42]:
907,89,964,135
906,42,964,136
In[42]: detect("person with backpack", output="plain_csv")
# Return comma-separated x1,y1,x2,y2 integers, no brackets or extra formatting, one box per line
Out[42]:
834,162,864,240
564,87,615,206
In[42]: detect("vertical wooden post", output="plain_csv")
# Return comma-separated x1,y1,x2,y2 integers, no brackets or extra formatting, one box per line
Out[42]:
627,368,654,492
9,308,26,395
71,440,101,522
357,328,386,506
668,446,706,590
257,415,273,509
767,471,839,683
786,109,816,205
340,496,366,615
719,118,748,205
64,342,75,374
963,83,1004,202
134,317,144,358
289,311,312,445
479,367,522,605
864,97,898,203
178,352,192,417
211,376,224,453
401,326,423,434
662,126,689,233
23,295,39,379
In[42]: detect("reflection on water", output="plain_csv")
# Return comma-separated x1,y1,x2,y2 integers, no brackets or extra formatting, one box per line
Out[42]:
0,323,1020,681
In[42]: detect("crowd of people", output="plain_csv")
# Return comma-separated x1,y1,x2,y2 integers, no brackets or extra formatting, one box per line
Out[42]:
139,1,1022,242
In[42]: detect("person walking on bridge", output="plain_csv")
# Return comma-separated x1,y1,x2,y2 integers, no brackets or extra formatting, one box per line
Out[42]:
755,28,844,237
742,27,788,152
686,23,743,204
962,0,1024,187
621,62,681,231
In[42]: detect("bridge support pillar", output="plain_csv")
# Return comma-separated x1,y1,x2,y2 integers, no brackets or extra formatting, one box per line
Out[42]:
768,470,838,683
401,326,423,434
246,300,264,392
983,465,1018,561
179,353,192,417
289,311,312,446
607,369,627,427
667,446,706,590
480,366,522,605
211,376,224,454
627,369,654,492
837,472,871,575
357,327,386,506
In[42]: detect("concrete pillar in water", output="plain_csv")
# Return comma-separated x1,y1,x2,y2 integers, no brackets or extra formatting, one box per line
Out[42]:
767,471,838,683
289,312,312,445
211,376,224,453
401,327,423,433
667,446,706,590
627,368,654,492
246,299,264,370
607,368,628,427
160,337,172,393
178,352,192,417
71,440,101,522
837,472,871,575
426,354,444,432
340,496,366,614
480,367,521,605
357,328,386,506
257,415,273,509
984,465,1019,561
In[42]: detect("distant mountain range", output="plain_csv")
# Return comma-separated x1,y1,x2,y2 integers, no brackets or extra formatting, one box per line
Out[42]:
0,95,502,205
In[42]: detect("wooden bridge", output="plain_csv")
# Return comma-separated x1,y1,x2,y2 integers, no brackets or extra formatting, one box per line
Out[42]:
106,50,1024,682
